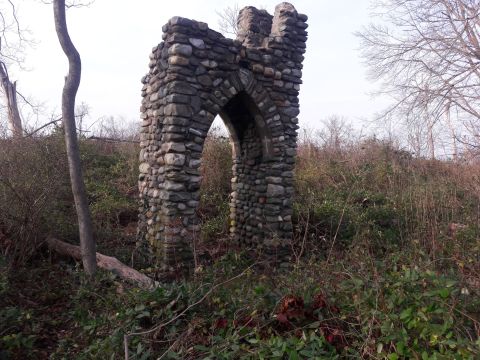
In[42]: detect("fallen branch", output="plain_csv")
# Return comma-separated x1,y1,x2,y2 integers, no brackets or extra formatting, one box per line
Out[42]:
46,237,155,289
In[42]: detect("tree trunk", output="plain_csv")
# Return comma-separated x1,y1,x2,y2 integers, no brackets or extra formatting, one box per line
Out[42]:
47,237,155,288
428,125,435,160
53,0,96,276
445,102,458,161
0,63,23,137
426,116,435,160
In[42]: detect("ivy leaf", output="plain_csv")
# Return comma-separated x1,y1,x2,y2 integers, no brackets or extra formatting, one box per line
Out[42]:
438,288,450,299
400,307,412,320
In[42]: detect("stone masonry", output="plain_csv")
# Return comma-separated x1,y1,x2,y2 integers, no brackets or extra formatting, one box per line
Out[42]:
138,3,308,271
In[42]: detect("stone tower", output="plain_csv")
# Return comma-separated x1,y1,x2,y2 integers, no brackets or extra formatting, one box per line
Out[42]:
138,3,308,270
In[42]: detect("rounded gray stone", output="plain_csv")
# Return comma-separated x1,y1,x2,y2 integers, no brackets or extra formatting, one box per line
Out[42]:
189,38,205,49
164,153,186,166
266,184,285,197
168,43,193,57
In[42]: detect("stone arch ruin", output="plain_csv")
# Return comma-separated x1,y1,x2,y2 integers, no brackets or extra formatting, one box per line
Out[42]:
138,3,308,270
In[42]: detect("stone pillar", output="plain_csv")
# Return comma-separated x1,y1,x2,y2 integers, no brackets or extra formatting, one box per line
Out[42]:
138,3,308,272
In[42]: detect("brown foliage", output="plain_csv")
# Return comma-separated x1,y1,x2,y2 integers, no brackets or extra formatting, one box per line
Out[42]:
0,135,70,267
200,129,232,197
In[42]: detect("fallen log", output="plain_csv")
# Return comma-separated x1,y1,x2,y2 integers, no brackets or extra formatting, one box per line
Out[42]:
46,237,155,289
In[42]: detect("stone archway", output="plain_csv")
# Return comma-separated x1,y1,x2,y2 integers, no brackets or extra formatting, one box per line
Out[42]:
138,3,308,270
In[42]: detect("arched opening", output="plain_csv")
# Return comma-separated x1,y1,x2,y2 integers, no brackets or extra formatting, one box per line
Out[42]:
197,116,231,246
197,91,274,248
219,91,274,161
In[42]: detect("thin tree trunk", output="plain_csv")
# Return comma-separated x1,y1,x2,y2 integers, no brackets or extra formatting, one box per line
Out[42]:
427,116,435,160
428,125,435,160
0,63,23,137
53,0,96,275
445,102,458,161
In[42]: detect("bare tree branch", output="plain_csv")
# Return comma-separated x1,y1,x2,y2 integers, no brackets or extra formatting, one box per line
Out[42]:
24,118,62,137
357,0,480,158
216,4,240,36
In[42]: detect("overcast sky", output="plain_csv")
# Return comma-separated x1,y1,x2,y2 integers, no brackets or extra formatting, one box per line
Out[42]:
12,0,389,132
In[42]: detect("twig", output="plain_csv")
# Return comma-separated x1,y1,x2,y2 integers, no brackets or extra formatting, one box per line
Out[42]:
124,334,129,360
157,340,178,360
24,118,62,137
123,262,256,359
15,89,38,110
299,209,310,262
292,209,310,264
326,169,360,264
88,135,139,144
326,206,346,264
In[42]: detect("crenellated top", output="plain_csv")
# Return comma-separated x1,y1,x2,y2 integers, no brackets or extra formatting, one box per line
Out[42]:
269,2,308,53
236,7,273,47
142,2,308,116
236,2,308,54
158,3,308,56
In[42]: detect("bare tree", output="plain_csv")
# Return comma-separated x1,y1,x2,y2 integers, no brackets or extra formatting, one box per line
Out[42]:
216,4,240,36
0,59,22,137
0,0,29,137
317,115,355,153
53,0,96,276
445,101,459,160
75,101,89,138
357,0,480,157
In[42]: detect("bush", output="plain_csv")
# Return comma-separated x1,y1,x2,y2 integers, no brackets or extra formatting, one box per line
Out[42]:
0,135,73,266
340,265,480,359
293,137,480,257
0,135,140,267
2,128,480,358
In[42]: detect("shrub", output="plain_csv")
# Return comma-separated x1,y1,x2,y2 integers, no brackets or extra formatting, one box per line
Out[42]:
0,135,140,267
0,135,73,266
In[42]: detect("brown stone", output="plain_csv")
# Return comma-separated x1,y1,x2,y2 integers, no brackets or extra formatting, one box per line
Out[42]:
168,56,189,66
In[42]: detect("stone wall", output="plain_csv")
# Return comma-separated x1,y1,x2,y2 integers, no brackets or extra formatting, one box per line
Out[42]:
138,2,308,271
